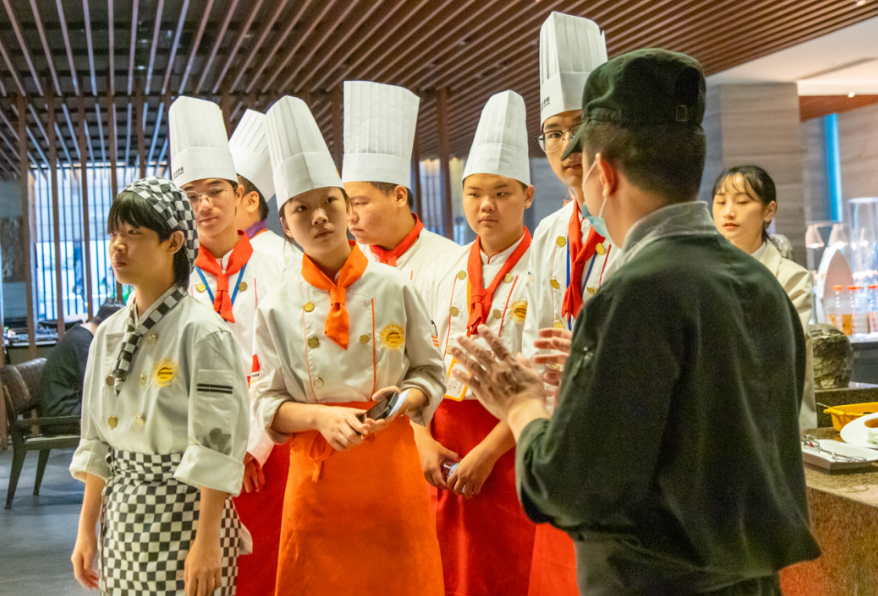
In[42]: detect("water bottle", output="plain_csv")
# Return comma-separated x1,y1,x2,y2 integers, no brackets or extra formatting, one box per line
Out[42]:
853,285,869,335
825,285,842,329
869,284,878,334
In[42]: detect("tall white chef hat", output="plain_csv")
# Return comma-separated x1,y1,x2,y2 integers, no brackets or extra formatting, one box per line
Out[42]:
169,96,237,187
342,81,420,189
539,12,607,125
462,90,530,186
229,109,275,201
265,96,343,208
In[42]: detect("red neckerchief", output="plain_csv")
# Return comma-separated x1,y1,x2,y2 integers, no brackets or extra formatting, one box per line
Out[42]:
300,243,369,350
369,215,425,267
194,232,253,323
562,201,605,319
466,230,532,336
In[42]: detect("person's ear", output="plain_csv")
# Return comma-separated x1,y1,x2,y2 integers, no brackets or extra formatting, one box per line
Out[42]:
595,153,618,198
280,206,295,239
764,201,778,224
394,185,408,207
166,230,185,255
246,191,260,215
524,185,535,209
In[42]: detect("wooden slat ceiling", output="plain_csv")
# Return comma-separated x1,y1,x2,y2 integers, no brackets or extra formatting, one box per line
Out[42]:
799,94,878,121
1,0,878,181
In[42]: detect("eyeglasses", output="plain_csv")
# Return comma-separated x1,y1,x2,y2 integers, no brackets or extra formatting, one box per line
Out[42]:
535,123,583,153
185,186,230,207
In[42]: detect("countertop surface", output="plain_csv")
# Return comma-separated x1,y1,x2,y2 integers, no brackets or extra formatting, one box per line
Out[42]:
803,427,878,509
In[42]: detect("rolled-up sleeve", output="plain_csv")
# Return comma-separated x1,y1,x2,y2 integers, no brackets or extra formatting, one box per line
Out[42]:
70,339,111,483
174,330,249,495
250,305,296,444
399,283,446,426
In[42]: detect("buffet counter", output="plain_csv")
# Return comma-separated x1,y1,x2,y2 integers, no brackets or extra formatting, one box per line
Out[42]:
780,427,878,595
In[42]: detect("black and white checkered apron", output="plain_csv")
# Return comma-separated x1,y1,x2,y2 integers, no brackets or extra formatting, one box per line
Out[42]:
100,450,244,595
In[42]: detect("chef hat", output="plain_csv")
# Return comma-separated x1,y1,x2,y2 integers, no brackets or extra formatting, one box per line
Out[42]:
539,12,607,125
229,109,275,201
342,81,420,189
462,91,530,186
169,96,237,187
265,96,343,208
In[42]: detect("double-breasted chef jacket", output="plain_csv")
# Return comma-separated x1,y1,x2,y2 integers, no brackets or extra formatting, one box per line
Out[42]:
250,227,303,271
523,201,614,355
70,293,250,495
360,228,459,299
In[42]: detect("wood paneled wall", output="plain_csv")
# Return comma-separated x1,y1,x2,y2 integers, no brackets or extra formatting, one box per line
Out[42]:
838,102,878,204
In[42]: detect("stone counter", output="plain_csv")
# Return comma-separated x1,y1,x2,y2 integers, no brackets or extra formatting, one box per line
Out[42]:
780,427,878,595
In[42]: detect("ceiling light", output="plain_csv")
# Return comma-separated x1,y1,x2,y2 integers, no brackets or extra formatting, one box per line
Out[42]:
136,64,146,70
856,0,866,6
849,92,857,98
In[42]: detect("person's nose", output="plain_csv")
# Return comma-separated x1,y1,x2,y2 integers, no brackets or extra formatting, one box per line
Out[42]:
312,208,329,226
480,198,496,213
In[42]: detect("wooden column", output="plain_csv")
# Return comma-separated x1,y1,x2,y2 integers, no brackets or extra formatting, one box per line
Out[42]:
411,131,422,217
46,88,65,338
78,94,94,320
108,94,122,300
163,91,172,177
136,83,146,177
17,94,36,359
436,87,453,240
331,88,344,169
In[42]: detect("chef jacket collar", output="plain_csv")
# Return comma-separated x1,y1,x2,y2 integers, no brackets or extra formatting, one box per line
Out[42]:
605,201,718,278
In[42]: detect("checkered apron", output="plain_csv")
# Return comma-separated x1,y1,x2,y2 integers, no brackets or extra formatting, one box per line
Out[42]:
100,450,244,595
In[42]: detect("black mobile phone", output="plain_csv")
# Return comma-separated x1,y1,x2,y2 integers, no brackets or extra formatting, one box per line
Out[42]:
356,397,390,423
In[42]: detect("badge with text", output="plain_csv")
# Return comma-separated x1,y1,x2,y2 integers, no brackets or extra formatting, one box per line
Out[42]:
511,300,528,324
380,324,406,350
444,358,469,402
152,359,178,387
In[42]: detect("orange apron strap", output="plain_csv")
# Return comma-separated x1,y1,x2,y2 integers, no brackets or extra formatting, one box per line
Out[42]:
290,401,373,482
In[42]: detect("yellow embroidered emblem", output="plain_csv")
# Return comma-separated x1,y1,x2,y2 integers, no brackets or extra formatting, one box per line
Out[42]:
511,300,528,323
153,359,178,387
380,324,405,350
596,243,606,256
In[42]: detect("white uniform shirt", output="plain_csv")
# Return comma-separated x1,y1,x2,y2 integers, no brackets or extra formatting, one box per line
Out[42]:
250,228,303,271
188,246,284,464
522,201,615,359
70,294,249,495
360,228,460,299
251,260,446,443
427,236,532,400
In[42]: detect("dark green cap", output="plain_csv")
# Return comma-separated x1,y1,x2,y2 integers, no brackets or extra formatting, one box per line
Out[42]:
562,48,706,159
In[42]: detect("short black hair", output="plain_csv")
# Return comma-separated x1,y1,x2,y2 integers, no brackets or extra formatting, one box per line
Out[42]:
367,181,414,208
108,191,191,288
279,186,350,245
583,121,706,204
238,175,269,221
712,165,776,242
461,176,529,192
91,298,124,325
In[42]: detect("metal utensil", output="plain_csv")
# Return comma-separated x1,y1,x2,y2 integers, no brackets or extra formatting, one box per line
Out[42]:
801,434,868,462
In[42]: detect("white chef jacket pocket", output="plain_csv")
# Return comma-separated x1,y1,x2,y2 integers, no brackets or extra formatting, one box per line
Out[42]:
192,370,236,456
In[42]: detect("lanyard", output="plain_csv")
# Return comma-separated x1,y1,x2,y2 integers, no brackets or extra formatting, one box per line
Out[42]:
195,263,248,306
565,233,598,330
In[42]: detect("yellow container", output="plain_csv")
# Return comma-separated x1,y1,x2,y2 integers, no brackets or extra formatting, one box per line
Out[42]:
821,402,878,431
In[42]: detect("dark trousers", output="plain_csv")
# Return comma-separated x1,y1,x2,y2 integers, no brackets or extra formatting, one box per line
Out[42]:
575,538,782,596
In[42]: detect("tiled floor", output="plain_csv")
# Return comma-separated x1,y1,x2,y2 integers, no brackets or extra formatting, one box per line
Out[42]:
0,447,85,595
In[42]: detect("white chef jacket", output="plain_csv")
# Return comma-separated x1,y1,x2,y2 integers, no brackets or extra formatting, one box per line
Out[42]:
359,228,460,299
250,228,303,271
427,235,532,400
188,245,284,465
251,260,446,443
522,201,615,359
70,291,249,495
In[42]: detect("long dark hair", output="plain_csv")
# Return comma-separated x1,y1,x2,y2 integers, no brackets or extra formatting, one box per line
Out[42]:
108,191,192,287
712,165,776,242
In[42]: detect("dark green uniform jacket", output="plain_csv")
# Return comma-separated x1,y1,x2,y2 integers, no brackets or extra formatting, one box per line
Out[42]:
517,202,820,595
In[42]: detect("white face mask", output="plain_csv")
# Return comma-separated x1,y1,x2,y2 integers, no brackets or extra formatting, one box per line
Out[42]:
581,159,613,245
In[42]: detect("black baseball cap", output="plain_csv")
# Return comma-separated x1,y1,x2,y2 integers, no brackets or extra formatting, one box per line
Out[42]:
562,48,706,160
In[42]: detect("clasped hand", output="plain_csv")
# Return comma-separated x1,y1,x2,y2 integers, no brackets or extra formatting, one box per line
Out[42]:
316,386,407,452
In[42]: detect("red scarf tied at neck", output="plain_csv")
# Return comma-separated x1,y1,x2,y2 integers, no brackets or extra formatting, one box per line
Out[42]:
466,230,532,336
194,232,253,323
562,201,606,320
369,215,425,267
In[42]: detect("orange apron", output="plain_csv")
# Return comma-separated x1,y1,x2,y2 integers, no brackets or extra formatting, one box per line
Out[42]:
233,443,289,596
528,525,579,596
431,399,536,596
275,402,444,596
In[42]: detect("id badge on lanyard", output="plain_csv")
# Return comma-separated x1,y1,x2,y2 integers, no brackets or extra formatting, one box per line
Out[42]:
444,357,469,401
